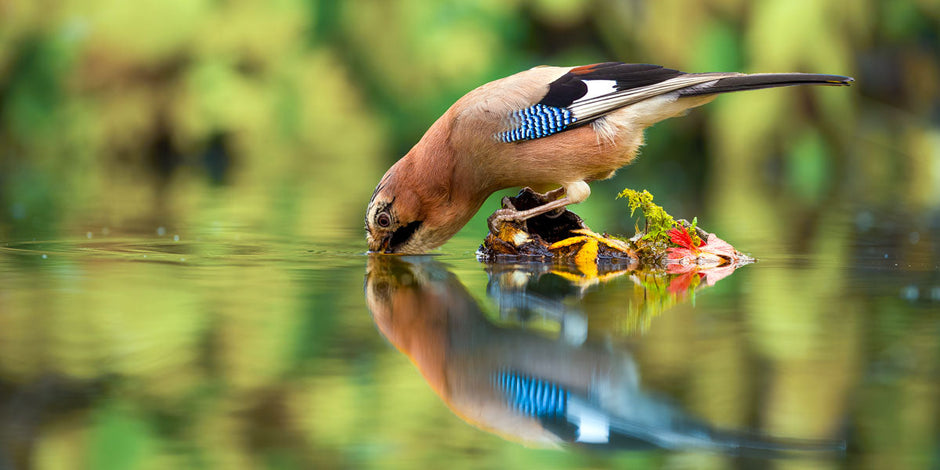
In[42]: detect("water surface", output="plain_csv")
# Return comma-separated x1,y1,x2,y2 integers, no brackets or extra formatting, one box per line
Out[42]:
0,205,937,469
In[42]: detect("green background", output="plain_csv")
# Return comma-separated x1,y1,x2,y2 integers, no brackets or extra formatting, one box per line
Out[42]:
0,1,938,469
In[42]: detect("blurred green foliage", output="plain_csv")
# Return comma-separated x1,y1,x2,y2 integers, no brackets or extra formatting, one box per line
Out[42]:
0,0,938,241
0,1,939,469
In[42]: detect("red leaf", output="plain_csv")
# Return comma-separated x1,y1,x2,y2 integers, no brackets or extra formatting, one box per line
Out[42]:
667,226,700,252
668,271,702,294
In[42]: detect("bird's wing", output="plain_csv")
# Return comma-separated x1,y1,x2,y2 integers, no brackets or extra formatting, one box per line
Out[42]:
495,62,851,143
497,62,729,143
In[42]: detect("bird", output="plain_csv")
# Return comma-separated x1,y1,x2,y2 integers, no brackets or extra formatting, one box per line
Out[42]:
365,62,853,254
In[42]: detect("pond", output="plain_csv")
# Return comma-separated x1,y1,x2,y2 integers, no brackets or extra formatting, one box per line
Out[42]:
0,194,937,469
3,0,940,466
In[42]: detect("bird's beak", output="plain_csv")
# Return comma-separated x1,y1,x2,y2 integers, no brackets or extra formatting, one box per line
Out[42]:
378,236,393,253
369,220,425,254
368,233,394,254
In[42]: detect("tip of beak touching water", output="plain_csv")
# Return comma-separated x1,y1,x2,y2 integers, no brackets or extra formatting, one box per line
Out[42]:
366,231,392,254
367,220,426,254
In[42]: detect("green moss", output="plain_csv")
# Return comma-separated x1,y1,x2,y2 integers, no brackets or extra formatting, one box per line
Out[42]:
617,188,676,241
617,188,704,265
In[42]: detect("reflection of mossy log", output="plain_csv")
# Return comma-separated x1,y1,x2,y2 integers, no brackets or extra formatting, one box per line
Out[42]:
478,188,636,275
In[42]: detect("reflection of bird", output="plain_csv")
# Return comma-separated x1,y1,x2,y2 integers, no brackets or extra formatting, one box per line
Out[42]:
364,256,844,454
365,62,853,253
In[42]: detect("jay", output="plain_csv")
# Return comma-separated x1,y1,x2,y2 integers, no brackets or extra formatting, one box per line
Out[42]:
365,62,852,254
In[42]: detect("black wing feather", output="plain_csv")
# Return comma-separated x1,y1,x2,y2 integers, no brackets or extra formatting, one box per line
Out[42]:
538,63,684,108
678,73,854,96
539,77,588,108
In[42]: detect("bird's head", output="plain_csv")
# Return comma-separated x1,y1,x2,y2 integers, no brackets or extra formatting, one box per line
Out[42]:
366,168,443,254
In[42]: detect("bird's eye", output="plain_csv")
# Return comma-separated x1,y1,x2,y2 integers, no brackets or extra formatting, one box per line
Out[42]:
376,212,391,228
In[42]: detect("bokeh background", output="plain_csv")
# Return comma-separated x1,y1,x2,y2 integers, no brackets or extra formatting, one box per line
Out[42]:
2,0,938,241
1,1,939,469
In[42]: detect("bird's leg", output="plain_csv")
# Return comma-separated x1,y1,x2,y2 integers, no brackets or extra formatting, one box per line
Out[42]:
541,186,568,217
543,186,566,201
489,181,590,229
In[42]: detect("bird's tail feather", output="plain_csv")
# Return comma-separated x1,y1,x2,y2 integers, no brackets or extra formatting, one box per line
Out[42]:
678,73,853,97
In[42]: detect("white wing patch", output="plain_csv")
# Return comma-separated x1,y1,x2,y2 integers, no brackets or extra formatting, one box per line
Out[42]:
578,80,618,103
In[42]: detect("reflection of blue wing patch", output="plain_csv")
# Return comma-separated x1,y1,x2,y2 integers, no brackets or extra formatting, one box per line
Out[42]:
495,370,569,418
497,104,576,143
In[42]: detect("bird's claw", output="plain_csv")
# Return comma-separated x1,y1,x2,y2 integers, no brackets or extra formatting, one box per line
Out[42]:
500,196,518,212
487,208,524,234
488,196,525,233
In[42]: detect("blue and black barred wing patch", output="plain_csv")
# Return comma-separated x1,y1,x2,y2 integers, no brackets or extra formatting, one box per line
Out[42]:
496,63,729,143
494,369,569,418
497,104,576,143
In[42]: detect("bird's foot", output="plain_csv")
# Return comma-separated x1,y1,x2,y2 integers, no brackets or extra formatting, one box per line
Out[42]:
487,197,525,233
488,208,526,234
488,197,574,234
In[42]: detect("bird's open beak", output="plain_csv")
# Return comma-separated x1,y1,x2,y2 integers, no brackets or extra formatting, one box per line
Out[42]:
378,236,393,253
368,234,394,254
